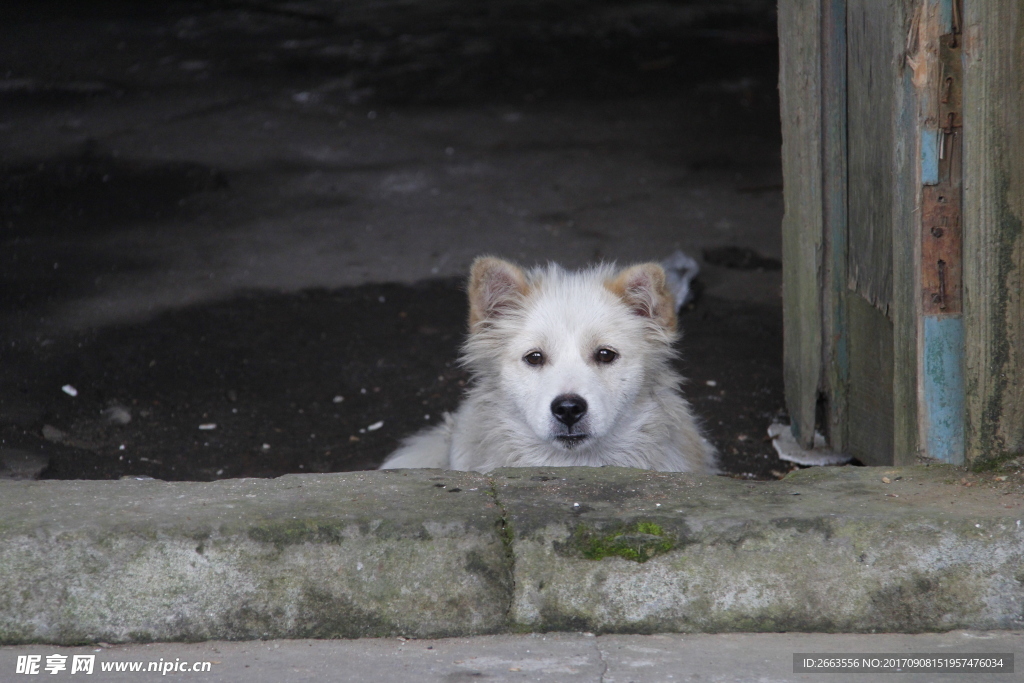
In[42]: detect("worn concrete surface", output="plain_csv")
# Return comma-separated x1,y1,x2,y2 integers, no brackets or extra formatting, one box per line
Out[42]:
2,466,1022,644
0,470,509,644
1,631,1020,682
498,466,1024,634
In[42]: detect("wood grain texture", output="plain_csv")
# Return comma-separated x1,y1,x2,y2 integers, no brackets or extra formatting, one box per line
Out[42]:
890,0,922,466
847,0,897,312
821,0,850,453
962,0,1024,464
779,0,824,448
844,0,904,465
847,294,895,465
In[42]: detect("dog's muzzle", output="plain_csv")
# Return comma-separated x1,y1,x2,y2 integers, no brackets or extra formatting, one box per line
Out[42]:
555,434,588,449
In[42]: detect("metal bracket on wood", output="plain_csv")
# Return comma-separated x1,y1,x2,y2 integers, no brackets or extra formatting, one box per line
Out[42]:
921,186,961,314
922,3,963,316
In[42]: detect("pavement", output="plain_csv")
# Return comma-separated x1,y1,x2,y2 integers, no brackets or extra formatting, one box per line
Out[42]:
1,0,783,340
2,632,1020,682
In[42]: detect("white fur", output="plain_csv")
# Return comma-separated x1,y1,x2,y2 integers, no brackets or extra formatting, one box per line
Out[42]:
381,261,718,473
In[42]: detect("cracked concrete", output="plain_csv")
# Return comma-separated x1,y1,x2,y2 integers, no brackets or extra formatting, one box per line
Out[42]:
490,475,520,631
593,635,608,683
2,465,1022,645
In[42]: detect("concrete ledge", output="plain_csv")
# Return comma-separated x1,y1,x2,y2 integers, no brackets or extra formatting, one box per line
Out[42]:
496,467,1024,633
0,471,510,644
1,466,1022,644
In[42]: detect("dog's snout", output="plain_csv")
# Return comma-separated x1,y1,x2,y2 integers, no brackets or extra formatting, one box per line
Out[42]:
551,394,588,427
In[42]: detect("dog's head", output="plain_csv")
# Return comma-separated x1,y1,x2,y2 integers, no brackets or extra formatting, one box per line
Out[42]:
463,256,678,451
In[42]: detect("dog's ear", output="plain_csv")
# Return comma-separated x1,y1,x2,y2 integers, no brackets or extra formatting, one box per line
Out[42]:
607,263,677,332
468,257,529,327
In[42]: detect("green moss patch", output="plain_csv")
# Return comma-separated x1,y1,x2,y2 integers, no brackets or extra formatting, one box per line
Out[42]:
568,521,676,563
247,519,346,549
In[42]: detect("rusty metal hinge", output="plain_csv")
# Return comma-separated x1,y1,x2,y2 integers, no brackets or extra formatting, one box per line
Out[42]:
922,186,962,313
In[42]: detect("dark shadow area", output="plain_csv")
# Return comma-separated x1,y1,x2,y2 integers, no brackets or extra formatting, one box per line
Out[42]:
1,149,227,238
0,0,791,480
2,0,780,111
1,280,784,481
3,280,468,479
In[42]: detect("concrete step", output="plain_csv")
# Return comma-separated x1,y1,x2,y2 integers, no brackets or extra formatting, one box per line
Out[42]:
1,466,1022,644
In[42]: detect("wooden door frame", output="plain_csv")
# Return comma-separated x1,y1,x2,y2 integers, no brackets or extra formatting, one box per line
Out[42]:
779,0,1023,467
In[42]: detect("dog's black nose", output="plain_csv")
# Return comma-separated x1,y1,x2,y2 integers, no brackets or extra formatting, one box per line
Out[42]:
551,394,588,427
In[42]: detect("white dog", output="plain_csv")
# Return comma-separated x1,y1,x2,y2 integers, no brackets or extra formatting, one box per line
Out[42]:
381,257,717,473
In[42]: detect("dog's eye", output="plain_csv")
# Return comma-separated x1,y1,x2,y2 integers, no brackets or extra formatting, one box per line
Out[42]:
523,351,545,366
594,348,618,364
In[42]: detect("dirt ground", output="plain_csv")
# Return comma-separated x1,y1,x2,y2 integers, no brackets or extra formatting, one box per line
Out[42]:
1,0,797,480
2,281,785,480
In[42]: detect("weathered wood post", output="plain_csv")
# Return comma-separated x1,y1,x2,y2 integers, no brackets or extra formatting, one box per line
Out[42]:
778,0,823,453
962,1,1024,466
778,0,1023,467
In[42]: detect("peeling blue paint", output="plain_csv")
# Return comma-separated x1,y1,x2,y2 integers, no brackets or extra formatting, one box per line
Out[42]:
939,0,954,35
923,315,965,463
921,129,940,186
